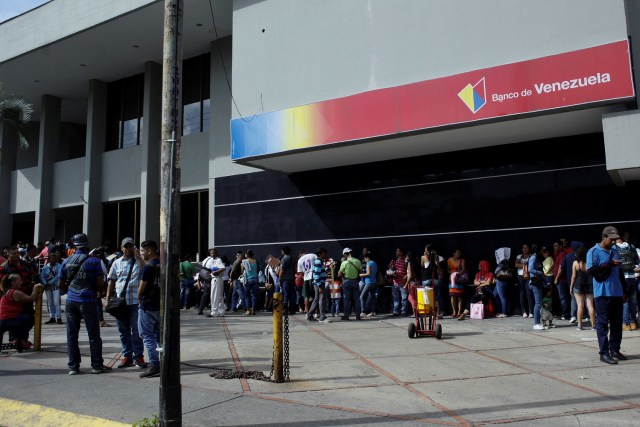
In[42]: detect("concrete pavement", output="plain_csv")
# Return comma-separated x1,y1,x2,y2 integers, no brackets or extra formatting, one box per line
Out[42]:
1,306,640,426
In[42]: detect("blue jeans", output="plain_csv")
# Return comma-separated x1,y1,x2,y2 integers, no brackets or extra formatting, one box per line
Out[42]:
360,283,377,313
556,280,570,318
180,279,195,308
595,296,623,355
115,304,144,359
518,275,535,315
138,308,160,367
44,287,62,319
308,283,325,318
66,300,103,369
391,283,409,315
622,278,638,325
342,279,361,318
231,279,245,311
281,279,297,313
244,278,259,310
493,280,509,315
330,298,341,315
528,279,544,325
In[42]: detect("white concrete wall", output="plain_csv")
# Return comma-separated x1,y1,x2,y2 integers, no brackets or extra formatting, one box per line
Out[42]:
10,167,39,213
101,146,142,201
181,132,209,191
52,158,84,208
0,0,156,62
232,0,628,118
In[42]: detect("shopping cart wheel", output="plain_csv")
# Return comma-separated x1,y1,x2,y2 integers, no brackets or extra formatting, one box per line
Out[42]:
435,323,442,339
408,322,416,339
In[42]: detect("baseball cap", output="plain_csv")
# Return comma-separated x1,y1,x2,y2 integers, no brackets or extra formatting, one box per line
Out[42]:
602,226,620,239
121,237,135,247
342,247,352,255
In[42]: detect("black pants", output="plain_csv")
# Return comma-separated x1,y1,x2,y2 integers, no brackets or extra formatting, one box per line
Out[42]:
595,296,623,355
198,284,211,314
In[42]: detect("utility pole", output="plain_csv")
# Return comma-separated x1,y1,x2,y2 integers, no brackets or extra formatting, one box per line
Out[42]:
159,1,182,426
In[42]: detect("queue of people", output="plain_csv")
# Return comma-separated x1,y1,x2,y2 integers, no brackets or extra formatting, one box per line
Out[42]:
2,224,638,369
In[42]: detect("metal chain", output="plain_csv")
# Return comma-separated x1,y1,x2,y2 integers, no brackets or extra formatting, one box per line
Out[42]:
209,370,271,381
211,298,290,383
283,305,290,381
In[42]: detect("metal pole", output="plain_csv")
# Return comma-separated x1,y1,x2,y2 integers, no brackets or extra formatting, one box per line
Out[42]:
272,293,283,382
160,0,183,426
33,291,43,351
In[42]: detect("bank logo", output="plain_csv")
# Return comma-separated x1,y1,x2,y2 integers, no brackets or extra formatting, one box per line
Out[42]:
458,77,487,113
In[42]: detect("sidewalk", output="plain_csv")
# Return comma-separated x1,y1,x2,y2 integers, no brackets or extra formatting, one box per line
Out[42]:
1,308,640,426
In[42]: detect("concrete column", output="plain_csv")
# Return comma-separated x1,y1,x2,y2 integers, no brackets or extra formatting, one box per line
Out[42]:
208,37,233,247
0,110,19,246
140,61,162,242
83,79,107,247
34,94,60,243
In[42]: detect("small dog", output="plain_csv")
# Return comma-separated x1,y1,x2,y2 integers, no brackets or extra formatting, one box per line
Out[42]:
540,306,554,329
540,286,554,329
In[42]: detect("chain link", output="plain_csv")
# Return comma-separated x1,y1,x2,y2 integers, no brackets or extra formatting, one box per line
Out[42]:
283,305,290,381
210,297,290,383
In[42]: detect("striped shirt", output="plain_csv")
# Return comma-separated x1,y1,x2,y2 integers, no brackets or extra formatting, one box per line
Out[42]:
312,258,327,285
108,256,142,305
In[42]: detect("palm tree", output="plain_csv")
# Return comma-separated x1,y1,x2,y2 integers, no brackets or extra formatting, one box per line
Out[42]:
0,82,33,150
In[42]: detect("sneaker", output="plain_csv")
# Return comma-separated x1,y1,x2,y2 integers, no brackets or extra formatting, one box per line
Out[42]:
522,313,528,318
139,365,160,378
56,318,63,324
533,324,544,330
576,326,583,331
91,365,112,374
622,324,632,332
135,356,147,368
560,316,567,321
318,317,330,324
313,313,319,319
569,317,577,324
529,314,534,318
366,312,376,318
68,369,80,375
631,323,638,330
45,318,56,324
118,356,134,368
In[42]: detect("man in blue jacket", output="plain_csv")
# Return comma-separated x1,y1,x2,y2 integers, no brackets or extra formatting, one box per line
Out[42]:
586,226,626,364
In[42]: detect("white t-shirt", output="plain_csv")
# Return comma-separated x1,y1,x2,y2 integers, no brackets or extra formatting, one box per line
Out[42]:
297,253,317,281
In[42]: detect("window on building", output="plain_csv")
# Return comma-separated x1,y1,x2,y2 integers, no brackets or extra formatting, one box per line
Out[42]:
181,191,209,260
102,199,141,250
182,53,211,136
106,74,144,151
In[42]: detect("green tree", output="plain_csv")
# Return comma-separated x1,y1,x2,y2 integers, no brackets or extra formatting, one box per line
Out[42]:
0,82,33,150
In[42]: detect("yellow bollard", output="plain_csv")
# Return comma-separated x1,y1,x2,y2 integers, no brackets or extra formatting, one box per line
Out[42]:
272,292,283,382
33,291,43,352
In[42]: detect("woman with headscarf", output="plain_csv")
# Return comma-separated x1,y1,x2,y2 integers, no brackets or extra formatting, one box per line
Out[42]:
469,260,495,318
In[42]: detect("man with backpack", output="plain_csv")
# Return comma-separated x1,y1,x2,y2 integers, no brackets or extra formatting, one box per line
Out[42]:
137,240,161,378
58,233,111,375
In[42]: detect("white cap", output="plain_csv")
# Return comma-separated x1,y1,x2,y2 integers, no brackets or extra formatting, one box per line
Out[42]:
342,247,352,255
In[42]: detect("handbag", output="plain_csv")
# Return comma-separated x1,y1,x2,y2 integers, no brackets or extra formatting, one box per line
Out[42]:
470,303,484,319
258,270,266,284
455,272,469,285
106,258,135,319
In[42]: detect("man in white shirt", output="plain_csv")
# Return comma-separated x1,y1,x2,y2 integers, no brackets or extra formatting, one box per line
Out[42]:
297,250,317,314
204,248,226,317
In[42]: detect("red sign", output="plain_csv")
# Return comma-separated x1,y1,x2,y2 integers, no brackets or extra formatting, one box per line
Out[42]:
231,41,634,159
398,40,635,131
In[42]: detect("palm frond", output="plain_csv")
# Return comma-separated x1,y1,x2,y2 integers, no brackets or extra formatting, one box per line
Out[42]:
0,95,34,123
